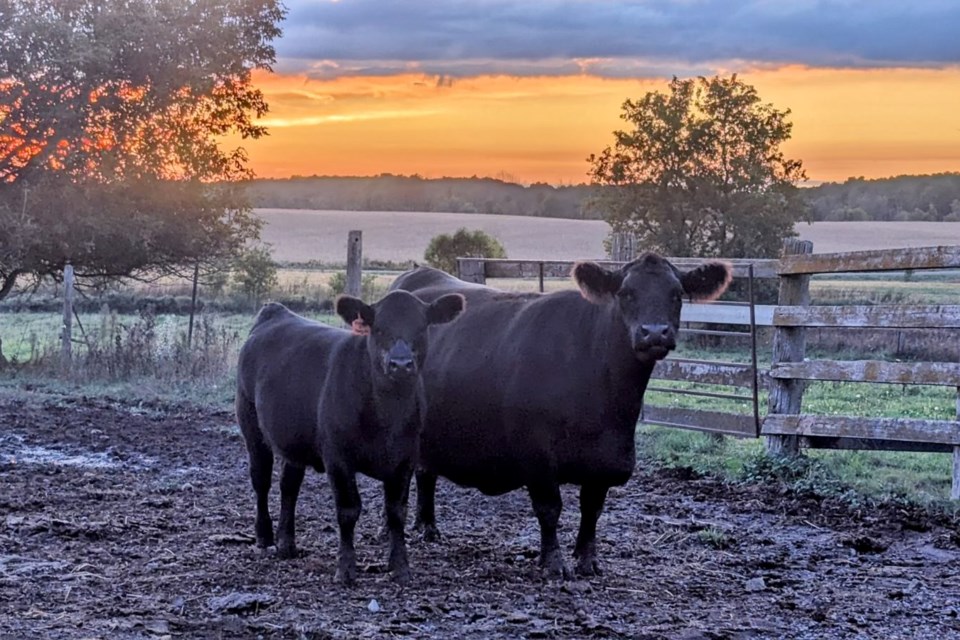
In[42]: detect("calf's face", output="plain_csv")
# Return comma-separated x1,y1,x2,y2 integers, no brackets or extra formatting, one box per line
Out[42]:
574,253,732,363
337,290,465,380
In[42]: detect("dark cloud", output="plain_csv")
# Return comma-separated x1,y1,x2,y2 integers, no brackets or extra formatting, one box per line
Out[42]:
276,0,960,77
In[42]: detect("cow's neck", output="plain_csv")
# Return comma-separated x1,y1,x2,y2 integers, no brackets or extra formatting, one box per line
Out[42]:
600,301,656,403
370,374,421,429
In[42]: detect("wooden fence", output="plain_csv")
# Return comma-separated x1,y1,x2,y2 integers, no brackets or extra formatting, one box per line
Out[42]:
457,243,960,498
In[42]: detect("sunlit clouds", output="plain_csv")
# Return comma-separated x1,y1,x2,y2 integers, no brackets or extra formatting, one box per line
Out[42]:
240,1,960,184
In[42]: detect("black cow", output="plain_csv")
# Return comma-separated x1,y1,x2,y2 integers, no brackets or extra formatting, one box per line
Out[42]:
235,291,464,585
389,254,732,577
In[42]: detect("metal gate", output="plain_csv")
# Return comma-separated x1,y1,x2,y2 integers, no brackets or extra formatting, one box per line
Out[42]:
640,264,763,438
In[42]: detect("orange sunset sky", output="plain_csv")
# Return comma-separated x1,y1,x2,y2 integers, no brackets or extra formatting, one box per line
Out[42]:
242,1,960,186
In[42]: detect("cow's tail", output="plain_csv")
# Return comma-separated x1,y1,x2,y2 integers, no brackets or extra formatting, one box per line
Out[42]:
235,387,263,450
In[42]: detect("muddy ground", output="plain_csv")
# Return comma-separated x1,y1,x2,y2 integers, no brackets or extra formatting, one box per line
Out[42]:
1,391,959,639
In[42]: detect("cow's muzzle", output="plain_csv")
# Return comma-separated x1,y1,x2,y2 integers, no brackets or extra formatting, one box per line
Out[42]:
385,341,417,377
633,324,676,360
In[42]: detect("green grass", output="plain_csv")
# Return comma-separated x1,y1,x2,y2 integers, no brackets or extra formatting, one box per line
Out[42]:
0,310,342,363
640,378,958,505
642,336,958,506
637,425,956,507
810,277,960,305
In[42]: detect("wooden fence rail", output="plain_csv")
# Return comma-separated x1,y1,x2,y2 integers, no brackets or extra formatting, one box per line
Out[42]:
457,243,960,499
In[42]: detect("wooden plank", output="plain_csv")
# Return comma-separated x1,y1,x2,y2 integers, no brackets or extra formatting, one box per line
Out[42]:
955,383,960,500
640,405,757,438
802,437,952,453
765,238,813,457
762,414,960,446
682,303,775,326
769,360,960,386
665,258,779,280
652,358,757,387
480,258,779,280
778,245,960,275
773,304,960,329
484,259,610,280
953,446,960,500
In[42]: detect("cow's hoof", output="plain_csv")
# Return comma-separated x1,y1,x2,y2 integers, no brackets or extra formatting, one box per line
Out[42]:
540,552,572,580
574,556,602,577
276,540,298,560
419,525,441,543
390,566,411,585
336,566,357,587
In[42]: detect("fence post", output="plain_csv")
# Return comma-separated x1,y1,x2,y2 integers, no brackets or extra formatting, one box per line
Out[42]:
765,238,813,457
953,375,960,500
187,262,200,348
61,263,75,369
457,258,486,284
346,230,362,298
610,231,636,261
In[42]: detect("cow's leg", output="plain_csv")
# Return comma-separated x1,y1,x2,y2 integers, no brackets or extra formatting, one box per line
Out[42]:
414,470,442,542
238,400,275,549
276,461,306,559
528,482,569,579
328,466,362,586
383,468,413,584
573,483,609,576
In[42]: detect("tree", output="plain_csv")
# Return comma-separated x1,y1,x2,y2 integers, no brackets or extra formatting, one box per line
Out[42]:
232,244,278,307
0,0,286,300
588,75,808,258
424,228,507,274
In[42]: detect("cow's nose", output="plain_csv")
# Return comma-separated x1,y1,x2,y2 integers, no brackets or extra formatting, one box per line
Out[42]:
636,324,676,350
388,356,416,374
386,340,417,375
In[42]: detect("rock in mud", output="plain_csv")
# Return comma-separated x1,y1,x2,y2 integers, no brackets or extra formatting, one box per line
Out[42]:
208,592,276,614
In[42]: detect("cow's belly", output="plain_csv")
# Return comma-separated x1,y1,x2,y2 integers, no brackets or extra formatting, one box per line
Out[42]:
255,392,324,470
419,407,638,491
420,430,528,494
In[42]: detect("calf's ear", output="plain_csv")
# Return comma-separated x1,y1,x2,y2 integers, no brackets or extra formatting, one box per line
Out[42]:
336,295,376,330
573,262,623,303
427,293,465,325
680,261,733,302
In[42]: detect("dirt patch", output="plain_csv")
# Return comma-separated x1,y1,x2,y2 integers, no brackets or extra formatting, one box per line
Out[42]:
2,392,959,639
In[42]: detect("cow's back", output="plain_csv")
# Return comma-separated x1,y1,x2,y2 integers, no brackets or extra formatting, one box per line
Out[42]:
237,304,353,468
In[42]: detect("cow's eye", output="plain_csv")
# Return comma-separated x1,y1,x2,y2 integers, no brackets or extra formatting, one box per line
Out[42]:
617,289,632,301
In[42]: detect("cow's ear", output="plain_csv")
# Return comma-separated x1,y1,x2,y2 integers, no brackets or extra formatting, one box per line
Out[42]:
573,262,623,303
336,295,375,330
680,261,733,302
427,293,465,325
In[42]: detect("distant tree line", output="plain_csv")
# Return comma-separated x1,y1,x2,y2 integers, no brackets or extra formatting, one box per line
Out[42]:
245,175,599,219
246,173,960,224
804,174,960,222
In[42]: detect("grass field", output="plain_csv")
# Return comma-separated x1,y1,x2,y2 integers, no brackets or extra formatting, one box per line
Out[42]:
257,208,960,264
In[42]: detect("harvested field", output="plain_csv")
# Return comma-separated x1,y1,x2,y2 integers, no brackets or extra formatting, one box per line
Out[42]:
257,209,610,264
796,221,960,254
257,209,960,264
3,391,960,639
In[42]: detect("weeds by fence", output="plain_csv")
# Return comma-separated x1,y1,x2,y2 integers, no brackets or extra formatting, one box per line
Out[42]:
5,307,243,386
